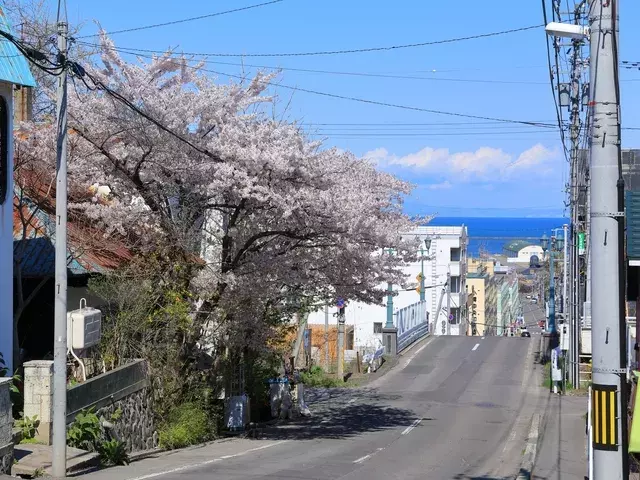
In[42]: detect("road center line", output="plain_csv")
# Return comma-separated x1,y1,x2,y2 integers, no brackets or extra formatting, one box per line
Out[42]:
472,343,480,351
126,441,288,480
401,418,422,435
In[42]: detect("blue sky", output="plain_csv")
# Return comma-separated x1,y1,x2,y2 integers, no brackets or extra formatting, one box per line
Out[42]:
59,0,640,217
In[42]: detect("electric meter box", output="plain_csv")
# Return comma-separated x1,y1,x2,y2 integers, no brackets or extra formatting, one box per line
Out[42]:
66,303,102,350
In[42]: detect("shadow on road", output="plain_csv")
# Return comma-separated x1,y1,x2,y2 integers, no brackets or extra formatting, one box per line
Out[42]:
262,402,418,440
452,474,524,480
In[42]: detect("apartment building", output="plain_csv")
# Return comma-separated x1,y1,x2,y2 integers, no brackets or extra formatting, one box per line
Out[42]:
305,225,469,358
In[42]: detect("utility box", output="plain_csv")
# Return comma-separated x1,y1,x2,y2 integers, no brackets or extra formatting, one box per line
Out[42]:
66,299,102,350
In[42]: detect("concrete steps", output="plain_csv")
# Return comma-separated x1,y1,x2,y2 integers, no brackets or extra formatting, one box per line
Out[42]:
12,443,100,477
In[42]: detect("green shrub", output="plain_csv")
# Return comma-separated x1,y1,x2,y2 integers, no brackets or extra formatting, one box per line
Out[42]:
67,408,102,451
16,413,39,440
300,366,343,388
158,403,210,450
98,439,129,466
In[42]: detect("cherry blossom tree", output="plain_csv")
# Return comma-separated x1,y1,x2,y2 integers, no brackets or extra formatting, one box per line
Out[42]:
16,33,418,364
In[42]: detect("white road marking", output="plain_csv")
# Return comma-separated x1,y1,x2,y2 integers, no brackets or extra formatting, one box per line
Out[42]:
404,340,430,367
353,448,385,464
472,343,480,351
354,454,373,464
481,336,485,340
126,441,288,480
401,418,422,435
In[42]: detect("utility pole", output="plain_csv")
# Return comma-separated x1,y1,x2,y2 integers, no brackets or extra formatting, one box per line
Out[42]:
336,304,345,380
446,270,451,335
52,20,68,479
324,305,329,371
568,1,586,392
588,0,627,478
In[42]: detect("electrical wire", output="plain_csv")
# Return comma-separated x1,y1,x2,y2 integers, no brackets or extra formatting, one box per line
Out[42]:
77,0,285,39
542,0,570,163
76,24,544,58
72,46,559,129
77,46,551,86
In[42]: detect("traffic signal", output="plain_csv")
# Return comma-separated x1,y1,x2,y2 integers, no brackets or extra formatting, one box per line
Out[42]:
416,273,423,295
416,285,422,294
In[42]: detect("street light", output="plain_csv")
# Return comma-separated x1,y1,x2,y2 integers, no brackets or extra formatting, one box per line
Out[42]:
384,247,395,329
545,21,589,40
540,233,562,336
418,238,431,302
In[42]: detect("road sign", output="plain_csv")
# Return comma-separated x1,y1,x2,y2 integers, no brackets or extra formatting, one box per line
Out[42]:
448,314,454,321
336,298,345,308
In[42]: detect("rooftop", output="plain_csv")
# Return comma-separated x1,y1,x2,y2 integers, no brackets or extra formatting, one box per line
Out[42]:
407,225,467,237
0,7,36,87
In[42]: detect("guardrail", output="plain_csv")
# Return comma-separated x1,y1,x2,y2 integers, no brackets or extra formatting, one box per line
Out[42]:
396,301,430,354
398,323,430,353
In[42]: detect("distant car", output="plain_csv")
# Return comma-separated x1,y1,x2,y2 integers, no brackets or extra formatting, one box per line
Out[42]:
538,320,545,328
521,331,531,337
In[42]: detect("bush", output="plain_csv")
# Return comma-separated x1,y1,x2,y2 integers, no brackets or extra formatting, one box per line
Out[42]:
300,366,344,388
158,403,211,450
98,439,129,466
67,408,102,451
16,413,39,440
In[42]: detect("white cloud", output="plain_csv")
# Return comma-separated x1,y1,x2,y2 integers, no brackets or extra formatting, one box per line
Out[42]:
365,143,559,182
427,180,452,190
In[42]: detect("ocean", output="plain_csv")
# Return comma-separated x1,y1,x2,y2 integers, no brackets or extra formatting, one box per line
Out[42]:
427,217,570,257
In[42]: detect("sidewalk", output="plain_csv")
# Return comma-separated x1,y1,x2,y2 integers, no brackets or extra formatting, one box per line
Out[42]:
533,393,588,480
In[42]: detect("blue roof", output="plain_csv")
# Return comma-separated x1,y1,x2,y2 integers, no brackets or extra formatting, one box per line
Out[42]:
0,6,36,87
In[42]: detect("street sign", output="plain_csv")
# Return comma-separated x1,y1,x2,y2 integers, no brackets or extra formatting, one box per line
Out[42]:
336,298,345,308
578,232,586,255
448,314,454,321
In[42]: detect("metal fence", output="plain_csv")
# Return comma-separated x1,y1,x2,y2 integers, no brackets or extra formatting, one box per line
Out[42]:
397,301,430,353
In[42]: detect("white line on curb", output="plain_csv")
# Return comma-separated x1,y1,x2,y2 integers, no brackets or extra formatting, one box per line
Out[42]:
401,418,422,435
126,441,288,480
472,343,480,351
404,340,430,367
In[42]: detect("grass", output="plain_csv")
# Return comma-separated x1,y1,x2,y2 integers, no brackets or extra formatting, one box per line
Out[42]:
158,402,211,450
300,366,345,388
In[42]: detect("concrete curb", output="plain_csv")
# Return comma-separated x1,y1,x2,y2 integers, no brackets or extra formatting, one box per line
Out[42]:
515,413,541,480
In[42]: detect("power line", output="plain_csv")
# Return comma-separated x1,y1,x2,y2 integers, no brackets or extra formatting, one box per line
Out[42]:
76,24,544,58
77,0,285,39
72,47,558,128
77,41,550,86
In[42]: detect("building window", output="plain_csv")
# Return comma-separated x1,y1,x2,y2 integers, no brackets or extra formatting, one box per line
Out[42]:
449,307,460,324
373,322,383,334
451,276,461,293
0,97,8,204
450,247,461,262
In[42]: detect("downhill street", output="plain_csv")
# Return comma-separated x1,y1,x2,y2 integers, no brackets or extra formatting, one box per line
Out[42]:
82,325,545,480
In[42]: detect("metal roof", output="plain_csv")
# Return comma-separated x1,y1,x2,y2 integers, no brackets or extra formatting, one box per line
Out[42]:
0,6,36,87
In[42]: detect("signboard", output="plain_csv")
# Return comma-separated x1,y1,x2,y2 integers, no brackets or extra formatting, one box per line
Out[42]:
560,324,570,351
578,232,586,255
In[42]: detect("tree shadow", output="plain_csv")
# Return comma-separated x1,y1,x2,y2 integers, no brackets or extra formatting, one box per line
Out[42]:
261,402,419,440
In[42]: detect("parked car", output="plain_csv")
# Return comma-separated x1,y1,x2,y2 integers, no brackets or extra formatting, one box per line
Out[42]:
521,331,531,337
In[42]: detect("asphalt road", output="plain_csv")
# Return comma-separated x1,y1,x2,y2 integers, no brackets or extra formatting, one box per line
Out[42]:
84,330,544,480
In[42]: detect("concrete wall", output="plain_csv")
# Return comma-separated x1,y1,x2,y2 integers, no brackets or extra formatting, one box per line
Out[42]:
0,83,14,372
23,359,158,453
0,378,13,475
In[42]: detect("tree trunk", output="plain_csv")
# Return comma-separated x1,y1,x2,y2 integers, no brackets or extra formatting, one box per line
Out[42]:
291,311,309,368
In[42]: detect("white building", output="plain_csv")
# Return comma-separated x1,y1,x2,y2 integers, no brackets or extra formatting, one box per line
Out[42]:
306,225,468,357
507,245,544,264
0,13,36,372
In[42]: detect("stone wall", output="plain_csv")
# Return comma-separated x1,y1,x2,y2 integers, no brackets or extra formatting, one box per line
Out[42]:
0,378,13,475
23,359,157,453
66,360,157,453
